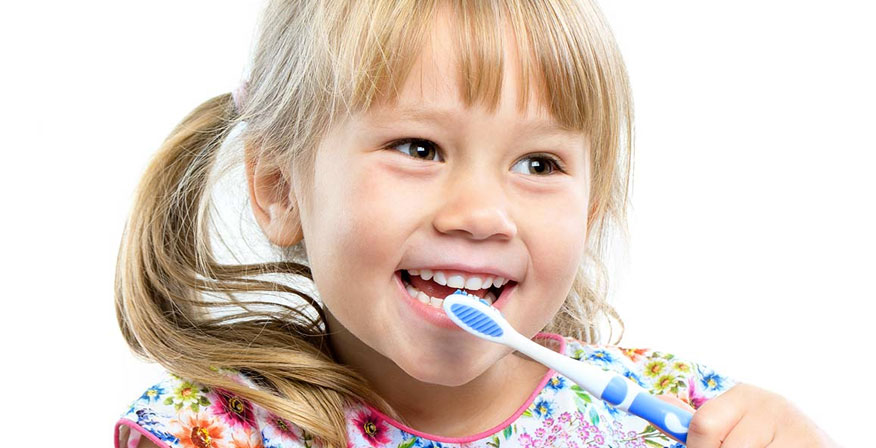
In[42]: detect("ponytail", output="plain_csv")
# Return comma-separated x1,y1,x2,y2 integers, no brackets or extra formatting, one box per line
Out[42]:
115,93,397,447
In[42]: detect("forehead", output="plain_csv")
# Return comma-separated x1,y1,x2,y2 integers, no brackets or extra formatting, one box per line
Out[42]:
361,4,574,136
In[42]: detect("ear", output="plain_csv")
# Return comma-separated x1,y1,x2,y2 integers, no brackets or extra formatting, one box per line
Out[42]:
244,143,304,247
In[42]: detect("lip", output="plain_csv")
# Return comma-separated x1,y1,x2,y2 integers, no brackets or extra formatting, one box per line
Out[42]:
394,270,517,329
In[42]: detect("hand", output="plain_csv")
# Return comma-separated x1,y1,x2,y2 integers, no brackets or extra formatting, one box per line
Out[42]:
655,383,838,447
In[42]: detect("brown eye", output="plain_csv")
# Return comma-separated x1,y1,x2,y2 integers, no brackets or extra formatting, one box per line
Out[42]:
511,155,563,175
388,138,441,161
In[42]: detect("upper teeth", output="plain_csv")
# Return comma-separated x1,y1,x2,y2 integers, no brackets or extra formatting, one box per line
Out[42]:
408,269,509,290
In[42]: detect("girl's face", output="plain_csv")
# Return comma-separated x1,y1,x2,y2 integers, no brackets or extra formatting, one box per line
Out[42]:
290,15,591,386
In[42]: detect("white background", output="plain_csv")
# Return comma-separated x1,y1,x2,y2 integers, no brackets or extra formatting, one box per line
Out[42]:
1,1,872,446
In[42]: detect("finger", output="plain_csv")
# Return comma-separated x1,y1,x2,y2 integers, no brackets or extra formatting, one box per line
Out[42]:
685,384,750,447
719,413,775,448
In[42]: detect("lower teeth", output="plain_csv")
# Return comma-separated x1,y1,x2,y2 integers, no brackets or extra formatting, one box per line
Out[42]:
404,281,496,307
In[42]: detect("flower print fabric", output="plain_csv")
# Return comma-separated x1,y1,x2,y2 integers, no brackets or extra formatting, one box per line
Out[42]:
116,334,735,448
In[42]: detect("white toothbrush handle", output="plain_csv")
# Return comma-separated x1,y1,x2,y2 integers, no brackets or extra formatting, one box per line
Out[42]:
508,333,693,444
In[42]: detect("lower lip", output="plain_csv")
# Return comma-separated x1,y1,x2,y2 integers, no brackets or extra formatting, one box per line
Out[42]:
393,271,517,329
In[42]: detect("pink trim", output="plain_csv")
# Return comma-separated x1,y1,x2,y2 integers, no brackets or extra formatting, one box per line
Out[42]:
114,418,173,448
363,332,567,444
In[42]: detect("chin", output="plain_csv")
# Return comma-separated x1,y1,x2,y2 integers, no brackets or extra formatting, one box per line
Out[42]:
394,342,509,387
399,362,480,387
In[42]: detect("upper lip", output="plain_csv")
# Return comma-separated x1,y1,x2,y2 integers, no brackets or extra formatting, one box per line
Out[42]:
401,263,520,283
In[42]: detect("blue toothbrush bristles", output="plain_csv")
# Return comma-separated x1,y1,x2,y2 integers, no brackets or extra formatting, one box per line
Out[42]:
447,290,504,337
452,289,493,306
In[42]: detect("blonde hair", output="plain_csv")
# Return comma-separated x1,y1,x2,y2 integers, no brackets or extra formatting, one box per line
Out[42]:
115,1,633,446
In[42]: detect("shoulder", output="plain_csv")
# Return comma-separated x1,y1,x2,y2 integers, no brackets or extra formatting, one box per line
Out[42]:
556,335,737,409
115,369,308,448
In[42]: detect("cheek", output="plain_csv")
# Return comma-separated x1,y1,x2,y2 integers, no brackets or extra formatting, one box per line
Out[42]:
515,192,589,332
532,187,589,276
341,165,412,259
307,157,413,293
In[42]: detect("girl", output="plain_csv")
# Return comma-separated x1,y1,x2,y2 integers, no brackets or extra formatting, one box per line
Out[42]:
114,1,835,447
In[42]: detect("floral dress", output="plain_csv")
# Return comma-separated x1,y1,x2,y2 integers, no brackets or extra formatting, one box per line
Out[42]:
115,333,734,448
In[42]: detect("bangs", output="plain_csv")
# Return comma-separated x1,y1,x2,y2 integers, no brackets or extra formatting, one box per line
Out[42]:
335,0,630,138
304,0,631,231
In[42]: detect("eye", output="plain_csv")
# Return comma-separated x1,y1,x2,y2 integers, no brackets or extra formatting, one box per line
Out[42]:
511,154,565,176
385,138,442,162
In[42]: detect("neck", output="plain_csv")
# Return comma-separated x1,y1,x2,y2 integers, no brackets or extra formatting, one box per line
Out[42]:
324,310,551,437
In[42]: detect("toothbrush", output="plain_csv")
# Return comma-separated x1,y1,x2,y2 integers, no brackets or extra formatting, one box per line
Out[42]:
442,290,693,445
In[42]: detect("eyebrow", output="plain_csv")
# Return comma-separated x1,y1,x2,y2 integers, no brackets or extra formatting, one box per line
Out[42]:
368,105,580,136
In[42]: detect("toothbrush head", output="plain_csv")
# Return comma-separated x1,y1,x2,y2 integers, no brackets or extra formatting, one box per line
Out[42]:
442,290,511,343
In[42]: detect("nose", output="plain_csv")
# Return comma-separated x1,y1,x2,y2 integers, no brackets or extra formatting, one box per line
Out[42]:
432,168,517,241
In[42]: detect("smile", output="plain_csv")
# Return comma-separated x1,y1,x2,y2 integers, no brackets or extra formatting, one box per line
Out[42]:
399,269,513,308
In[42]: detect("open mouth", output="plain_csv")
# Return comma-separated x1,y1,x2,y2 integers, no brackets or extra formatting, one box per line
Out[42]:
399,269,514,308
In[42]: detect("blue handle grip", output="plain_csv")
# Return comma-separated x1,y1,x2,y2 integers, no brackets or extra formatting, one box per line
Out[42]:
601,376,692,444
629,390,692,443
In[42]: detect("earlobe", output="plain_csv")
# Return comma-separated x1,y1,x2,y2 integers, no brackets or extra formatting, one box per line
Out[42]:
244,143,304,247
